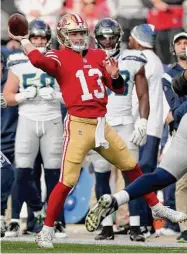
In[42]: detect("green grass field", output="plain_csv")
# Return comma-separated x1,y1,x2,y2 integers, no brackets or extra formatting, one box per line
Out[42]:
1,241,187,253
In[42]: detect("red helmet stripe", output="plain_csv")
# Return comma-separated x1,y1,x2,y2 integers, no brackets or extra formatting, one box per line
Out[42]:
72,13,83,25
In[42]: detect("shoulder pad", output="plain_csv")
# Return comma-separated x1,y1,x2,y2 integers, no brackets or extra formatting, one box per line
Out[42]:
121,49,147,63
7,52,28,68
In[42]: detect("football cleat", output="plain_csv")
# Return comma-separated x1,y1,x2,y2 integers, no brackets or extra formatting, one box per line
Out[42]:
35,229,54,248
54,221,67,238
22,214,44,235
151,203,187,223
85,194,118,232
94,226,114,240
5,222,20,237
177,230,187,243
129,227,146,242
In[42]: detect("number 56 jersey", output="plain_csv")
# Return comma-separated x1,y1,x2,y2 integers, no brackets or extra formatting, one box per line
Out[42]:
106,50,147,126
8,52,61,121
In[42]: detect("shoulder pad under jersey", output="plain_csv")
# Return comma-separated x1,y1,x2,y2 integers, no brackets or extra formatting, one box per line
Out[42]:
7,52,28,68
120,49,147,64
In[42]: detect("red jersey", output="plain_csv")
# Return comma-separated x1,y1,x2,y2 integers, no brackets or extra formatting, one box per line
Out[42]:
28,48,124,118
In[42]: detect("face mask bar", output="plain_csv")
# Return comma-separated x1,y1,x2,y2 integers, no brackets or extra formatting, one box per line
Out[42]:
96,34,120,57
59,29,90,52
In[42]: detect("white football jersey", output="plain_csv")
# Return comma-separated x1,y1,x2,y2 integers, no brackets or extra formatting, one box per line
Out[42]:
106,49,147,126
8,52,62,121
132,50,164,138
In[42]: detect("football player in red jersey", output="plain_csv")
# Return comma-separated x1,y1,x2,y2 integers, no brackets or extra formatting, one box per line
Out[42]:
8,13,185,248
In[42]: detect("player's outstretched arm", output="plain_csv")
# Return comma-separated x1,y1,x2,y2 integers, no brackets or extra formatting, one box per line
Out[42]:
3,70,21,106
135,66,149,120
130,66,149,146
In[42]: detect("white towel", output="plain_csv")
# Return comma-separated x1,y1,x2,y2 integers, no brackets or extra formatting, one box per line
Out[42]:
95,117,109,149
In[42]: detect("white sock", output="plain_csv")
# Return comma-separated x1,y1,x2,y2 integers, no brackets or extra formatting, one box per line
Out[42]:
102,214,113,227
34,210,43,218
113,190,129,206
150,202,162,211
129,216,140,226
10,219,19,223
0,215,5,221
43,225,54,233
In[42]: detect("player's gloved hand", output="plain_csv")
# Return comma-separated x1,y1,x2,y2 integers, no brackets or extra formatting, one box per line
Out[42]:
24,86,37,99
38,87,62,100
130,118,147,146
15,86,37,104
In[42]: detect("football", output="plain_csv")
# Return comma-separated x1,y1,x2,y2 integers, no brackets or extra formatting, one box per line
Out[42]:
8,13,28,36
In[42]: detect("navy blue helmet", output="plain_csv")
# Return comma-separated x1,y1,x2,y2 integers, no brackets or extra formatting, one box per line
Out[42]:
29,19,52,52
94,18,123,57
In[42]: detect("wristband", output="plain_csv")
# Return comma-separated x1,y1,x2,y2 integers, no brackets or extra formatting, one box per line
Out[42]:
21,38,30,47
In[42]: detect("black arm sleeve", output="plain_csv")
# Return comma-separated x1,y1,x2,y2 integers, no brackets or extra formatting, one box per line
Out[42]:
111,74,124,89
172,70,187,97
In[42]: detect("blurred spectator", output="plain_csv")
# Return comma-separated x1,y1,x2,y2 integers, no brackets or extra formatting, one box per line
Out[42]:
147,0,184,64
81,0,110,31
1,39,22,63
106,0,147,48
14,0,65,47
59,0,82,14
1,0,19,42
60,0,109,15
183,0,187,31
81,0,111,47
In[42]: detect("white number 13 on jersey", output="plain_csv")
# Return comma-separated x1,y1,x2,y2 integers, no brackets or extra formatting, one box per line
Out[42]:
76,69,105,101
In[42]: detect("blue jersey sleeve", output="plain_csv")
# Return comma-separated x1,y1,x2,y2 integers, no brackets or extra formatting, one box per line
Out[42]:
173,100,187,123
162,73,181,112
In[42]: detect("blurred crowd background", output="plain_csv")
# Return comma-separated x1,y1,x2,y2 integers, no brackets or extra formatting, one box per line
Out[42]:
1,0,187,64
